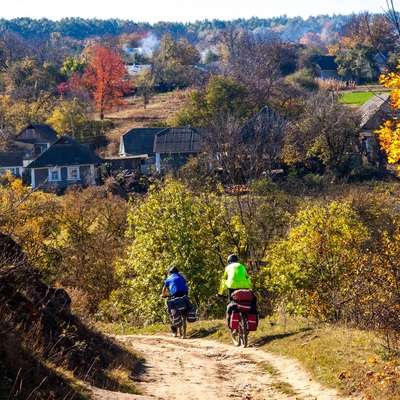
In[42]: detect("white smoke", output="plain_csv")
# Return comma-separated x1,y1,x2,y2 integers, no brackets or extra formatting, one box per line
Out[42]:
137,32,160,57
123,32,160,58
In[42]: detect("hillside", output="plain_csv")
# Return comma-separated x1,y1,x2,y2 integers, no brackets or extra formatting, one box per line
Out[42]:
0,234,143,399
103,91,187,155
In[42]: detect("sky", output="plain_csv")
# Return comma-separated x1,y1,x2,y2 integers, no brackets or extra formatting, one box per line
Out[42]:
0,0,392,23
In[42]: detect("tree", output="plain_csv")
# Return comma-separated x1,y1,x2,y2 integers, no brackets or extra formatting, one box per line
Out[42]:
0,31,29,70
168,75,250,127
104,178,230,324
0,173,61,272
4,93,56,132
71,44,132,120
375,61,400,172
3,58,59,100
339,12,398,54
284,91,361,176
264,200,369,322
54,185,129,312
46,97,90,139
361,227,400,351
152,34,201,90
217,28,301,112
336,42,380,83
133,67,155,109
60,55,87,77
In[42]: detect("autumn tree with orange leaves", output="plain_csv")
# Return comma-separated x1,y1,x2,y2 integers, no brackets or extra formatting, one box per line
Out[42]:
71,45,132,120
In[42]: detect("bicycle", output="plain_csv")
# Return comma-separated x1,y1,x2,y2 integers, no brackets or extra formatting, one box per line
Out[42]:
164,295,188,339
218,291,257,348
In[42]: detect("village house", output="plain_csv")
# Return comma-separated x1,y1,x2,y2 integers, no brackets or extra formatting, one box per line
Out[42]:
113,126,202,173
314,55,341,80
0,123,59,181
26,136,103,191
153,126,201,171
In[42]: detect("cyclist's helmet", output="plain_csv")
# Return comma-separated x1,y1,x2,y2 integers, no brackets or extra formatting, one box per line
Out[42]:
227,254,238,264
169,266,179,274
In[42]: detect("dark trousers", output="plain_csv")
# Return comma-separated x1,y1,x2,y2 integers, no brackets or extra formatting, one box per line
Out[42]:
171,291,188,299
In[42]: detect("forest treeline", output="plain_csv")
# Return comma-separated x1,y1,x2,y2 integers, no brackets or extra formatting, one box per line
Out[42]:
0,14,357,41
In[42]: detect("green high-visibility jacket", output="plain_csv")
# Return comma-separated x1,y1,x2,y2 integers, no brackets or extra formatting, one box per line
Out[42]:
218,262,252,295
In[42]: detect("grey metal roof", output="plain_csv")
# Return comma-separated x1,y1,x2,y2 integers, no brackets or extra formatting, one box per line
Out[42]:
359,93,393,130
120,128,164,156
153,127,201,154
26,136,103,168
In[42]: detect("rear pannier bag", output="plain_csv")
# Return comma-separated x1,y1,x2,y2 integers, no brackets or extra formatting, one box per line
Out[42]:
173,295,188,312
230,311,240,330
187,309,196,323
247,313,258,331
235,301,252,311
169,308,182,327
166,299,174,311
232,289,253,302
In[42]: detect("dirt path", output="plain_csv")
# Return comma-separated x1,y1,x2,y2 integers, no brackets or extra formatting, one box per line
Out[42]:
90,333,357,400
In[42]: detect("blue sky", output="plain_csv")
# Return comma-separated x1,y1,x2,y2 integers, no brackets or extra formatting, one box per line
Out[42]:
0,0,391,23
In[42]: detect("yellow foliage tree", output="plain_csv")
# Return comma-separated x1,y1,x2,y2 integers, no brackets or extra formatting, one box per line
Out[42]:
375,64,400,170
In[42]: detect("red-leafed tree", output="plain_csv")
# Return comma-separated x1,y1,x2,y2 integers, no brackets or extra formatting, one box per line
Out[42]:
71,45,132,120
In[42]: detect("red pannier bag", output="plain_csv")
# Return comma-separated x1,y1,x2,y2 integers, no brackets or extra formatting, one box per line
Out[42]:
247,313,258,331
232,289,253,302
230,311,240,330
235,301,252,311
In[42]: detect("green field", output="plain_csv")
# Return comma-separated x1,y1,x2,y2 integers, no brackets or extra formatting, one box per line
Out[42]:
340,90,390,105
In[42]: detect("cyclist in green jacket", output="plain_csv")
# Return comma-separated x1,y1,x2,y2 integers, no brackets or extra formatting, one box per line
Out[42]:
218,254,252,297
218,254,256,328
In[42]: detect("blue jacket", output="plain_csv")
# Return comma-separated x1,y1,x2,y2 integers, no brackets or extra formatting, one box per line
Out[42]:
164,273,189,296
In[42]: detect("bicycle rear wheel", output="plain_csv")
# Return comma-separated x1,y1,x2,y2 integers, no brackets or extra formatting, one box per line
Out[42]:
239,313,248,348
179,313,187,339
231,326,241,346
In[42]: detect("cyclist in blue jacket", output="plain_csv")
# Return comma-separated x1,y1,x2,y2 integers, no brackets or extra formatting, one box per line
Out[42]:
161,266,189,298
161,266,189,334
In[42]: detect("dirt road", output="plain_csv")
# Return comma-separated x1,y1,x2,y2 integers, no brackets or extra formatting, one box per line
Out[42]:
90,333,356,400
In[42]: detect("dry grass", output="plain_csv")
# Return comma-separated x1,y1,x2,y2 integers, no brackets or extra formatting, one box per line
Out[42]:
253,318,400,399
103,91,187,155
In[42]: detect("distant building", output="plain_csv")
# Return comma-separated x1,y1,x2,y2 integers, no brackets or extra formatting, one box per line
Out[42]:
314,55,340,80
126,64,152,76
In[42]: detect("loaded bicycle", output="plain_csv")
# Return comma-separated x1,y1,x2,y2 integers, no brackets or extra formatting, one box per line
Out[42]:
164,294,196,339
218,289,258,348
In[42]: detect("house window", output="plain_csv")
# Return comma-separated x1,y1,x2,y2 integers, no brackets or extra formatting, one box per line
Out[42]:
48,168,61,181
34,144,48,156
0,167,17,176
67,166,80,180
